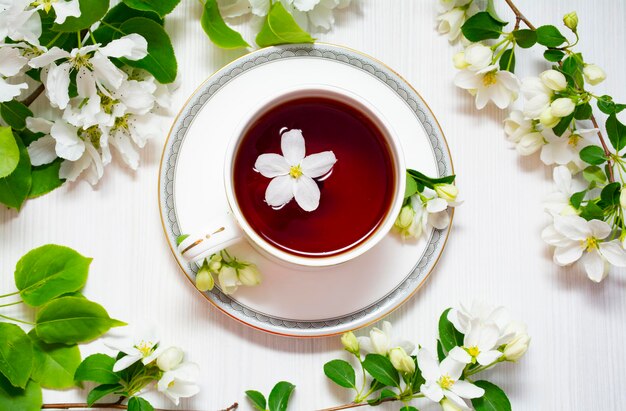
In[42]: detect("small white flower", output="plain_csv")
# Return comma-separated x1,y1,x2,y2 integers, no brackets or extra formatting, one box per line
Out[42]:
418,349,484,409
449,321,502,366
389,347,415,375
550,97,576,118
454,65,520,110
583,64,606,86
521,76,552,119
396,188,455,239
0,0,42,44
434,183,458,202
105,336,164,372
502,322,530,361
503,110,544,155
357,321,415,356
542,215,626,282
157,347,185,372
157,362,200,405
458,43,492,71
341,331,359,354
254,129,336,212
539,69,567,92
437,8,465,42
447,301,515,346
543,166,585,216
540,128,597,168
31,0,81,24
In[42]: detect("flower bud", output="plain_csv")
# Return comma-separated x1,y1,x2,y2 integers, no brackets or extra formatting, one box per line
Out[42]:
395,205,415,229
583,64,606,85
463,43,492,71
389,347,415,374
341,332,359,354
540,70,567,92
218,266,239,295
238,264,261,286
195,264,214,292
441,398,463,411
434,183,458,202
550,98,576,118
156,347,184,371
539,108,560,128
516,132,544,156
452,51,469,69
503,333,530,361
563,11,578,31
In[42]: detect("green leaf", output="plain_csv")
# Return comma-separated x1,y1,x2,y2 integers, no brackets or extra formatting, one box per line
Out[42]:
404,173,418,198
362,354,400,387
0,134,32,210
0,101,33,131
29,159,64,198
582,166,606,185
436,339,446,361
0,375,41,411
536,25,566,47
543,49,565,62
323,359,356,389
410,357,425,392
512,29,536,48
471,381,511,411
580,145,606,165
53,0,110,32
498,48,515,73
0,127,19,178
580,202,604,221
201,0,250,49
122,0,180,17
29,331,81,389
606,113,626,151
245,390,267,411
484,0,506,24
87,383,124,406
256,2,315,47
117,17,177,83
367,388,397,405
15,244,92,307
407,169,455,188
0,324,33,389
461,12,506,42
268,381,295,411
600,182,621,207
127,396,154,411
597,95,626,115
74,354,120,384
569,190,586,209
35,297,126,344
574,102,592,120
562,54,584,88
551,113,574,137
93,3,163,44
400,407,418,411
438,308,464,352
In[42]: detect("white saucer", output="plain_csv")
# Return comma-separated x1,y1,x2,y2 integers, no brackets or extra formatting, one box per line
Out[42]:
159,43,454,338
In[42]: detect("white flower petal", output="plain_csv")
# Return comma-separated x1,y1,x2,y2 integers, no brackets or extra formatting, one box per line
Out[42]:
454,69,481,90
52,0,81,24
600,241,626,267
307,3,334,30
449,346,471,364
428,210,450,230
356,336,374,354
293,175,320,211
254,153,290,177
476,350,502,365
441,357,464,380
444,390,469,409
450,380,485,400
554,215,590,240
582,250,607,282
281,129,305,165
553,242,583,266
90,51,125,89
28,47,71,68
421,383,444,403
100,34,148,60
51,121,84,161
0,47,27,77
59,155,90,182
109,130,139,170
27,136,57,166
249,0,270,15
427,198,448,213
44,62,71,109
293,0,321,11
113,354,141,372
417,349,440,382
300,151,336,178
588,219,611,240
26,117,53,134
0,78,27,102
265,174,294,207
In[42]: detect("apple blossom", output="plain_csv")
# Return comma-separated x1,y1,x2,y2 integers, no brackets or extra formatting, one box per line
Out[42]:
157,347,184,372
454,65,520,109
356,321,415,356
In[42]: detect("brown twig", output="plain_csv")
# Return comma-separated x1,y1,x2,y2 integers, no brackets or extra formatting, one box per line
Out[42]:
317,398,395,411
19,83,45,107
220,402,239,411
503,0,615,182
41,403,168,411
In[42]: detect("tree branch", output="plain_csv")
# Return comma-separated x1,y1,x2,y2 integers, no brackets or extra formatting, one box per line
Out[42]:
317,398,395,411
19,84,45,107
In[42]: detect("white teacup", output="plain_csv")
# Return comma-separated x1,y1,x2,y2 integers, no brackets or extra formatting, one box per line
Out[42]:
177,85,406,268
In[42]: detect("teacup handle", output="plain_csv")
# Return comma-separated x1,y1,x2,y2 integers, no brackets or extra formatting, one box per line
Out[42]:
177,213,244,264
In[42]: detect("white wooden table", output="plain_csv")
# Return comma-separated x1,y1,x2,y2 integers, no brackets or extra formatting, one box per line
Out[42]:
1,0,625,409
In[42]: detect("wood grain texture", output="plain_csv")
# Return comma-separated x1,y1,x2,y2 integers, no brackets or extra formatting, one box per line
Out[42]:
1,1,625,410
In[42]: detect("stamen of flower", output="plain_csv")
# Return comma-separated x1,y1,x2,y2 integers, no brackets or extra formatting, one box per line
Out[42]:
114,114,130,131
32,0,57,13
79,126,102,149
467,346,480,357
581,237,599,252
70,53,93,69
482,71,498,87
289,165,303,179
134,341,154,357
568,133,581,146
438,374,454,389
100,94,119,115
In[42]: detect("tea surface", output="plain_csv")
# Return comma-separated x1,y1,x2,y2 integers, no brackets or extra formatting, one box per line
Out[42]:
233,97,395,257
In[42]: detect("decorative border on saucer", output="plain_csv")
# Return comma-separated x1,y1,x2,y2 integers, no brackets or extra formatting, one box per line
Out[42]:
159,43,453,337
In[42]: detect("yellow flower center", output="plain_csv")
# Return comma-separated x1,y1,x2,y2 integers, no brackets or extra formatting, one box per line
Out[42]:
32,0,57,13
568,133,581,146
482,71,498,87
582,237,599,252
79,126,102,149
134,341,154,357
168,380,176,389
289,165,303,179
438,374,454,389
467,346,480,358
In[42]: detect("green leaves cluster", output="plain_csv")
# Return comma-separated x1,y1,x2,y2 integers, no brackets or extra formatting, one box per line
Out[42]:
404,169,456,199
0,245,125,410
201,1,314,49
246,381,296,411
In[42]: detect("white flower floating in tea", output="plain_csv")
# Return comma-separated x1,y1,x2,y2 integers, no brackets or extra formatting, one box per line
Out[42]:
254,128,337,212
